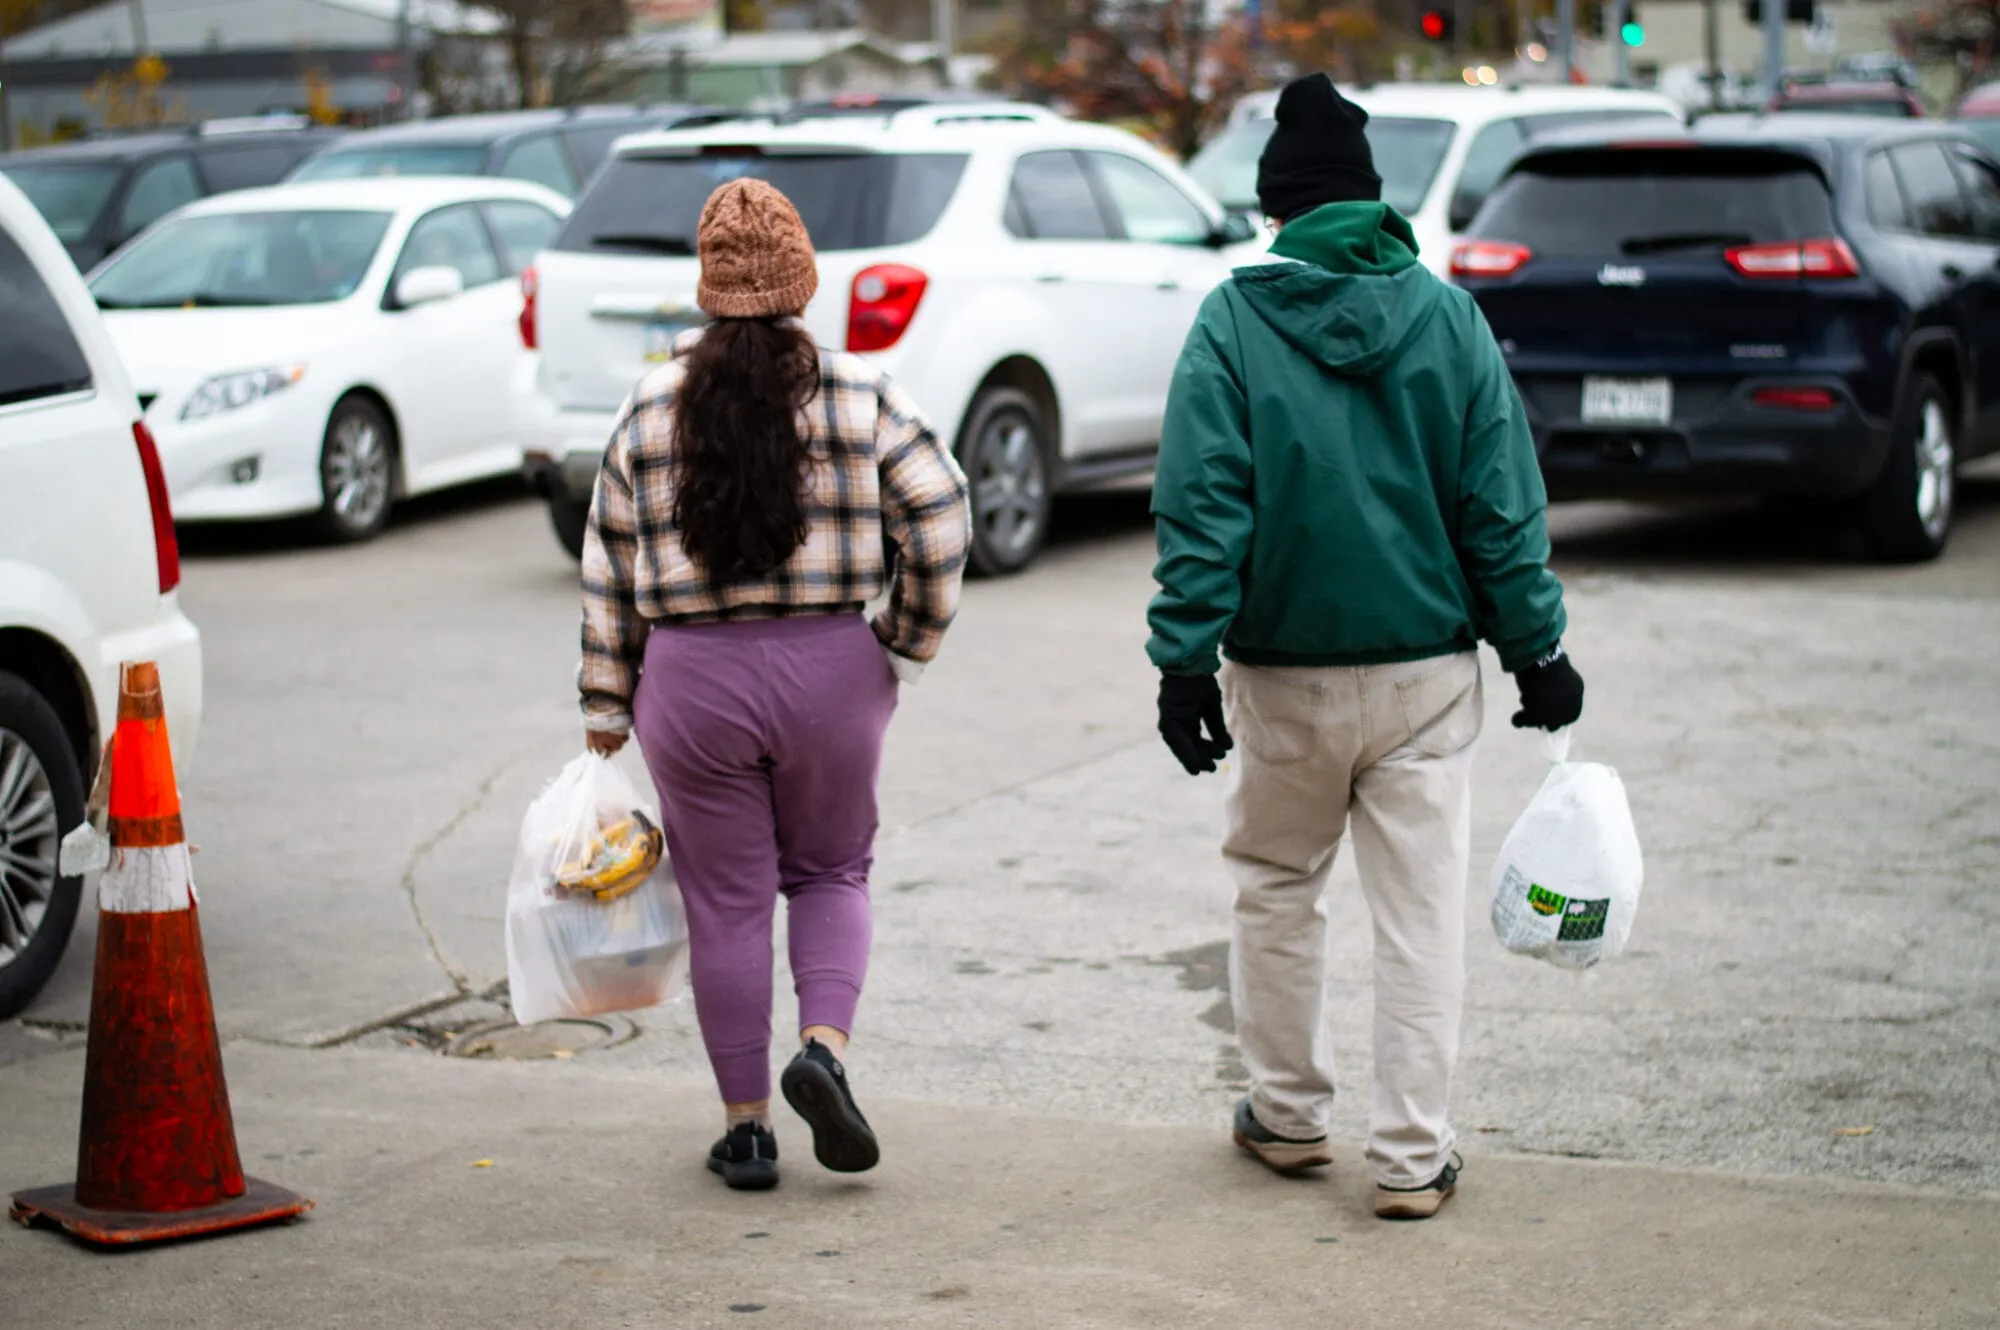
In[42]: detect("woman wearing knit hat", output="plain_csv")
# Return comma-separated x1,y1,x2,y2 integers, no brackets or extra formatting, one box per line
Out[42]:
577,178,971,1191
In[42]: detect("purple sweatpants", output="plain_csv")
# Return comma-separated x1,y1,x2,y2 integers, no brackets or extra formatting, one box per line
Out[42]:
633,613,898,1104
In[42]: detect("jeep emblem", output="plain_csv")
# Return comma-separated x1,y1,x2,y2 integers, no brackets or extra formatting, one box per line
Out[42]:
1597,264,1646,287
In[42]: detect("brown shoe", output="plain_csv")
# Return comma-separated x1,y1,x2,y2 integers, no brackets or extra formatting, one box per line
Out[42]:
1374,1156,1460,1220
1232,1098,1334,1174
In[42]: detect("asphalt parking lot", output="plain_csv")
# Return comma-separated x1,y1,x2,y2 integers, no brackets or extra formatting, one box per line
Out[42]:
10,472,1998,1199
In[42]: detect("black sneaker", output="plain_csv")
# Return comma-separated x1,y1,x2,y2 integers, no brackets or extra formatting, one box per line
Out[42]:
1374,1153,1461,1220
1232,1098,1334,1174
780,1039,880,1174
707,1122,780,1191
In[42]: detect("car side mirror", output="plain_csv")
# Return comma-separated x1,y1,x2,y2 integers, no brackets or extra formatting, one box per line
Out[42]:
395,265,464,309
1209,212,1260,247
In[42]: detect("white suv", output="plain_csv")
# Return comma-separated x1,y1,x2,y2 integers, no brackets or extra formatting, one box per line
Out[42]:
0,175,203,1017
518,103,1265,573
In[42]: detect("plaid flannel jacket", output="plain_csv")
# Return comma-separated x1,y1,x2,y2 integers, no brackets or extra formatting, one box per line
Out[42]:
579,330,971,730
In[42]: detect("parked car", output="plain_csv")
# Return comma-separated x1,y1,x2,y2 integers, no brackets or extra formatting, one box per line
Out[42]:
0,174,203,1016
87,177,570,541
1449,115,2000,561
518,102,1264,572
1186,83,1684,276
1953,81,2000,156
285,106,727,199
1767,73,1926,119
0,117,342,272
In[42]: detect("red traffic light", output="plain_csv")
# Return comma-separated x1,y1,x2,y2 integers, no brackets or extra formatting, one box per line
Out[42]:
1420,9,1449,39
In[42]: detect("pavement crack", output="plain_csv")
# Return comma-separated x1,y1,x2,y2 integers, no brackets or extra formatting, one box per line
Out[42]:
399,756,522,996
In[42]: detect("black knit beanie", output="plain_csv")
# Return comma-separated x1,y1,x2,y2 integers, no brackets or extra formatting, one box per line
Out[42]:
1255,73,1383,222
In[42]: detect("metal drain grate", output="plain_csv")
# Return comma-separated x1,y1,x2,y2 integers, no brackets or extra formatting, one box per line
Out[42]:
443,1015,637,1060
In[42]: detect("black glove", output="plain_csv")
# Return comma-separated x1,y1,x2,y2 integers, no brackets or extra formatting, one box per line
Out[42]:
1512,646,1585,732
1158,672,1233,775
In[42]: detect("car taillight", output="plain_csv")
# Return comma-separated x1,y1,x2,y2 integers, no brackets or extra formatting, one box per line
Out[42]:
1753,387,1838,411
518,265,538,350
133,421,180,594
847,264,928,353
1448,241,1532,279
1724,238,1860,280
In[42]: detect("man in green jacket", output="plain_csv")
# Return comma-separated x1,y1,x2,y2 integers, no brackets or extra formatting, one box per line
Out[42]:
1147,73,1585,1220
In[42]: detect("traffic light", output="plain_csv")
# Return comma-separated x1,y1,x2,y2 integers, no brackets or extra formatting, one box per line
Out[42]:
1620,18,1645,44
1585,1,1607,38
1742,0,1814,23
1419,9,1453,41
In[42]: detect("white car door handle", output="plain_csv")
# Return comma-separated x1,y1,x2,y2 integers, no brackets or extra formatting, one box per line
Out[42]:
1036,274,1064,284
1156,277,1181,291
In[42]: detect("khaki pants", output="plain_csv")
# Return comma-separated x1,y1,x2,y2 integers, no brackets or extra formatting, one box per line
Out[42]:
1221,651,1481,1189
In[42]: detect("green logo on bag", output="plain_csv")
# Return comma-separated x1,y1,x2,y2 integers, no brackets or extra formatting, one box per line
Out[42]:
1527,883,1567,917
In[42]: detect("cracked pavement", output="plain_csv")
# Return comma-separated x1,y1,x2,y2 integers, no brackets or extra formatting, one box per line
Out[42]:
6,476,1999,1218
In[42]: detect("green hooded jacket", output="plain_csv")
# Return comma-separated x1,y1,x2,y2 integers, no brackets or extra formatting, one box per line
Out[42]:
1145,201,1566,676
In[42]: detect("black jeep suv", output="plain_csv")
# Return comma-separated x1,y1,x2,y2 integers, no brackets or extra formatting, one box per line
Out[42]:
1451,115,2000,561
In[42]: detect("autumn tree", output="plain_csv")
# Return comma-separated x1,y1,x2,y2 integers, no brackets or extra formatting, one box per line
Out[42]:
1894,0,2000,95
995,0,1260,157
490,0,633,108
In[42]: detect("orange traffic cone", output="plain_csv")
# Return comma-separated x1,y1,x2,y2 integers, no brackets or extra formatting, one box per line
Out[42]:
9,661,312,1246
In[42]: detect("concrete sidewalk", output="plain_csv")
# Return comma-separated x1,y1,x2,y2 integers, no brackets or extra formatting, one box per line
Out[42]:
3,1042,1994,1328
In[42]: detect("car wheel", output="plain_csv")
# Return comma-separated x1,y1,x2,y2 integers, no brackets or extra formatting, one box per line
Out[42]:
549,494,590,561
958,386,1053,577
1858,372,1955,564
316,395,397,543
0,672,86,1020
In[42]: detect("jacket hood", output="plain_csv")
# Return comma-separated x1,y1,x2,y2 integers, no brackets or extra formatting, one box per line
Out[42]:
1233,201,1444,378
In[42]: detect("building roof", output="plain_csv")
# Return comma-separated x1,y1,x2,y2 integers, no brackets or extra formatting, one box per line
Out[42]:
617,27,932,72
1,0,497,61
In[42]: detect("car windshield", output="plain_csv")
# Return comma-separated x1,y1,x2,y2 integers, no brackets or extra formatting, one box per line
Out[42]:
0,161,124,243
554,151,969,255
1473,149,1836,256
289,145,490,181
89,209,393,308
1774,97,1911,117
1186,116,1456,215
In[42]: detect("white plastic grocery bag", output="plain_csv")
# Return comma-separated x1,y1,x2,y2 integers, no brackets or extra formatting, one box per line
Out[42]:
1488,729,1643,970
506,753,689,1025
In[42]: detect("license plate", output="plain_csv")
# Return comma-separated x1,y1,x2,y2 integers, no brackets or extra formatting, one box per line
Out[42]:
1581,376,1672,425
642,317,699,363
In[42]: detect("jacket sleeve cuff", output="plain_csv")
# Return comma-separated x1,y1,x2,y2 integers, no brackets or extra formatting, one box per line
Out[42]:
883,647,925,685
583,712,633,734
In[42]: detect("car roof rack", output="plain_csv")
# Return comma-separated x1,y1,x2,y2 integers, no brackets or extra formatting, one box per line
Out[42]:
194,113,316,136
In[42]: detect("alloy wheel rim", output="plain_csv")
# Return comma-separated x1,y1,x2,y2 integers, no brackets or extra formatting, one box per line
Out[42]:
0,729,60,967
972,414,1047,561
327,415,391,530
1915,398,1954,541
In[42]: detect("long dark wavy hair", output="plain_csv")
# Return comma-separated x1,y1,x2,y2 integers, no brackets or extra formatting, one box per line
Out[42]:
671,318,821,584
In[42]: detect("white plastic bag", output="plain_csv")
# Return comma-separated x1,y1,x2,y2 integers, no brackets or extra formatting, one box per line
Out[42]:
506,753,689,1025
1488,729,1643,970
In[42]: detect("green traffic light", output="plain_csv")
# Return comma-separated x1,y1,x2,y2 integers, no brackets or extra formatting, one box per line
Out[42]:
1620,19,1645,44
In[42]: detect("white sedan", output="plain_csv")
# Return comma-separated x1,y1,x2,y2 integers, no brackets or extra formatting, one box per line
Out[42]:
86,178,571,541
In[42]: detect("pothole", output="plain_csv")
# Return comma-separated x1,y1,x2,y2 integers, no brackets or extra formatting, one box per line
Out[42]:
443,1015,638,1060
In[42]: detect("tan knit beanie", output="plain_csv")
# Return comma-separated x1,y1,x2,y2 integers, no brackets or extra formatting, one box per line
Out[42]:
695,179,819,320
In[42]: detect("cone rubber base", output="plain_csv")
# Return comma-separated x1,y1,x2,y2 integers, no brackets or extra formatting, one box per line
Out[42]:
9,1177,312,1247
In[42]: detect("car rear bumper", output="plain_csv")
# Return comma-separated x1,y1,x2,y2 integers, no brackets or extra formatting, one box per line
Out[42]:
94,599,203,771
517,383,616,505
1523,379,1893,500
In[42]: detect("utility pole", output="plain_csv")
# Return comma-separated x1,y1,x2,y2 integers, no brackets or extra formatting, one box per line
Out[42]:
1612,0,1629,83
1761,0,1785,101
1557,0,1575,80
126,0,149,53
1703,0,1721,110
396,0,413,121
931,0,952,67
1453,0,1469,63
